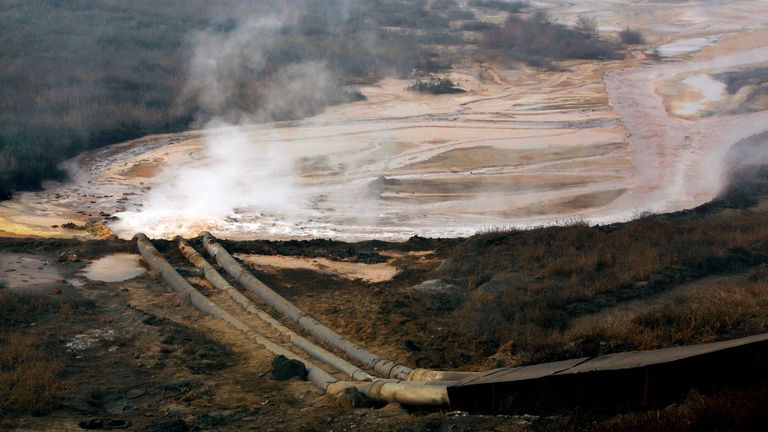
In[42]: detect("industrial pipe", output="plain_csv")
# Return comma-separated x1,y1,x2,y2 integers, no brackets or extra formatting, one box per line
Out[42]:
405,368,478,382
178,239,374,381
135,233,336,389
327,380,450,406
201,232,413,380
136,233,452,406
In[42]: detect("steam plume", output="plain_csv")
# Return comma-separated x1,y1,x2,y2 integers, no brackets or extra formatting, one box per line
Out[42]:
114,13,348,237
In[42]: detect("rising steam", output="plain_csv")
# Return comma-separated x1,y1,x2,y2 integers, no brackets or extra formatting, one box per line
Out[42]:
109,2,768,240
113,15,346,237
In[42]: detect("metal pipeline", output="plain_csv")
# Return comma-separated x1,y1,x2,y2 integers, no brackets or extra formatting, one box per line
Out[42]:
327,380,450,406
405,368,479,382
178,239,374,381
135,233,336,389
136,233,451,406
201,232,413,380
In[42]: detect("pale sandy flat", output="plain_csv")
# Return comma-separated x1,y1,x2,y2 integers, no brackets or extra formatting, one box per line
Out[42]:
235,253,399,283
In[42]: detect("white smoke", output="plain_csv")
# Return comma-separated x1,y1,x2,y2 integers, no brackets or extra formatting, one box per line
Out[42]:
181,15,344,123
112,14,347,238
113,121,307,236
183,16,283,120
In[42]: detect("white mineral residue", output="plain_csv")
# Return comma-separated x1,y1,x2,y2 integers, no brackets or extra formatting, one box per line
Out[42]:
65,329,116,352
656,35,725,58
676,74,728,117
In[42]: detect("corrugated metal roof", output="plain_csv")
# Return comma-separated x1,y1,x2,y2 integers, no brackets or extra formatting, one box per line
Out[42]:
566,333,768,374
454,333,768,387
455,357,589,386
448,333,768,414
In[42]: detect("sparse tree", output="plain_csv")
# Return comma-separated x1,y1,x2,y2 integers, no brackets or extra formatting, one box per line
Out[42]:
407,76,465,94
576,14,598,36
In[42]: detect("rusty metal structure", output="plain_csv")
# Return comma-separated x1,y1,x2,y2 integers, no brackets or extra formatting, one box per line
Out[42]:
448,333,768,414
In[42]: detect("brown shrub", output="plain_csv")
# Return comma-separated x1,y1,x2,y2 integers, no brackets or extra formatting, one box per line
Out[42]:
480,13,623,66
454,291,513,346
619,28,645,45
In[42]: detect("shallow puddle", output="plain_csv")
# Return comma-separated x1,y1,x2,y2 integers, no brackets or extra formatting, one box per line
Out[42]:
0,253,63,290
82,253,146,282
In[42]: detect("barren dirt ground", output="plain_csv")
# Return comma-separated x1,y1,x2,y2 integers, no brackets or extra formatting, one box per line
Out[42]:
0,236,537,431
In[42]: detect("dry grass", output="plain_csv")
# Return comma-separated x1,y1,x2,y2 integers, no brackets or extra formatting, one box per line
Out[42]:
444,217,768,424
588,388,768,432
530,274,768,362
0,334,67,416
446,208,768,360
0,291,59,326
0,291,96,416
